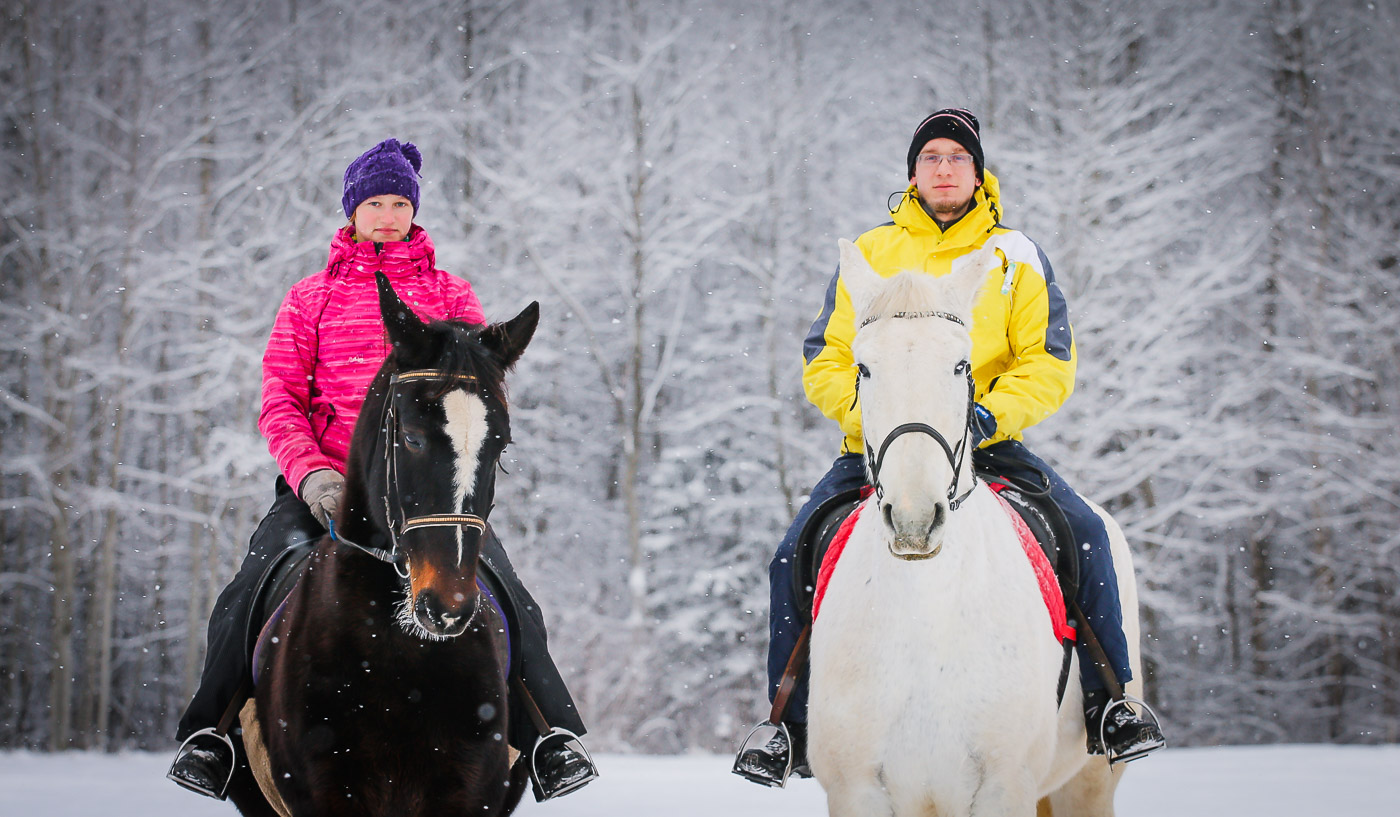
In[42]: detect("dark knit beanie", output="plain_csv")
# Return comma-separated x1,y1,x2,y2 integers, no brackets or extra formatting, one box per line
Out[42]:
906,108,984,181
342,138,423,217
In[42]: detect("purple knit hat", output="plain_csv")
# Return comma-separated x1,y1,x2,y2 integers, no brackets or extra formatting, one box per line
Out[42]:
341,138,422,217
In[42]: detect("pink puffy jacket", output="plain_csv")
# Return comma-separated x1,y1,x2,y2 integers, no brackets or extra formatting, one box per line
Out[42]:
258,225,485,496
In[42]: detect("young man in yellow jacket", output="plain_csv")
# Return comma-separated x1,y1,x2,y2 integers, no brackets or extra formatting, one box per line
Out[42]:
735,109,1164,787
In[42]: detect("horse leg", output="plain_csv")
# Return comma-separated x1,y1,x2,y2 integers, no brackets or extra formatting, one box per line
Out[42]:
825,782,894,817
1042,757,1120,817
502,753,531,815
968,776,1039,817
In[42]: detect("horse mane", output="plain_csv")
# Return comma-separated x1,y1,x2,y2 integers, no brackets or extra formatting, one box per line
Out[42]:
856,270,968,327
418,319,509,406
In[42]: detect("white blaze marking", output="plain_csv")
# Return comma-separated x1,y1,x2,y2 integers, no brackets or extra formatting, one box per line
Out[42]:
442,390,490,566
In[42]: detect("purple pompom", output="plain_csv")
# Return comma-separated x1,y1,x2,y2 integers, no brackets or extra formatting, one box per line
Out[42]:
400,141,422,173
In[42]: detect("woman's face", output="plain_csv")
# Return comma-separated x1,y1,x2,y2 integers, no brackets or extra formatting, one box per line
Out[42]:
351,194,414,242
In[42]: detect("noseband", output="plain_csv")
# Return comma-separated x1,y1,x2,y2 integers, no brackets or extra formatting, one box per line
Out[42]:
330,369,492,579
859,310,978,512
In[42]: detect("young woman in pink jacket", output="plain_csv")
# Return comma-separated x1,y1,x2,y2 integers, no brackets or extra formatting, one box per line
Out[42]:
169,139,596,803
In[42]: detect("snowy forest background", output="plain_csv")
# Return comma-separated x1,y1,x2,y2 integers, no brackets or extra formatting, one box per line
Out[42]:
3,0,1398,754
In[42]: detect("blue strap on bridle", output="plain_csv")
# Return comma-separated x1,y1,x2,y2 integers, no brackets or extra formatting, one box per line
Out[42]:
327,519,401,568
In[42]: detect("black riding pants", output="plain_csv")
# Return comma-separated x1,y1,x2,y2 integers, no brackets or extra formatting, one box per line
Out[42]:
175,477,586,750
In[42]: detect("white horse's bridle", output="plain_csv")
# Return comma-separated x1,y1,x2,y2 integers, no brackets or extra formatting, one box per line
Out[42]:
858,310,979,512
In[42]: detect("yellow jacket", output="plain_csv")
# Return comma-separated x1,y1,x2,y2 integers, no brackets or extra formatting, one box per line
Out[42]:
801,170,1076,455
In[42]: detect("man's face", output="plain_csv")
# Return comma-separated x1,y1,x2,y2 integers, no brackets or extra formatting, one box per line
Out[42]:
351,194,414,242
910,137,980,223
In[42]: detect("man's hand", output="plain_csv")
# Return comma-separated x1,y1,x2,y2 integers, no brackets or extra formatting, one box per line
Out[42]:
971,403,997,447
300,469,345,530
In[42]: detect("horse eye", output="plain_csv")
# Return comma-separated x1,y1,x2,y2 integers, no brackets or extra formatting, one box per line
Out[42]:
857,363,871,379
402,432,425,451
954,360,970,376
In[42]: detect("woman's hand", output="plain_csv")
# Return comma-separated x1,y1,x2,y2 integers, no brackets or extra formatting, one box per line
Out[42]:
300,469,345,530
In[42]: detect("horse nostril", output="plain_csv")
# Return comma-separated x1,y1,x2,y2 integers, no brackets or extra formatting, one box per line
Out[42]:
928,502,946,535
415,593,442,627
882,502,894,529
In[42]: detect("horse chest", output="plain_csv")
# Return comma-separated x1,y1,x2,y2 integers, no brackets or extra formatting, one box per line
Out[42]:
812,516,1059,710
265,588,507,743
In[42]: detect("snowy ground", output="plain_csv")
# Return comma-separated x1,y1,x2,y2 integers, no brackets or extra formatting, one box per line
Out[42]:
2,745,1397,816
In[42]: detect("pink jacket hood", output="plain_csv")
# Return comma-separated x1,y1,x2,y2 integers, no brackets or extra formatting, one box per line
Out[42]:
259,225,486,495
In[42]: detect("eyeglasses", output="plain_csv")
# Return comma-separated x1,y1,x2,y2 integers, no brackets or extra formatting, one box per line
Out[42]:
915,153,974,168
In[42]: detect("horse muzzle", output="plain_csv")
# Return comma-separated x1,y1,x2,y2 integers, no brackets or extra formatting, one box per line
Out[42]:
889,538,943,560
882,499,948,559
411,588,480,639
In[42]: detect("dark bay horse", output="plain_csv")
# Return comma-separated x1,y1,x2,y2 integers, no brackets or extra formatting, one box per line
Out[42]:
226,272,538,816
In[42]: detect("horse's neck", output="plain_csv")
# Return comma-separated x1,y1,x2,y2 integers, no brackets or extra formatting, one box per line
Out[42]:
308,539,398,604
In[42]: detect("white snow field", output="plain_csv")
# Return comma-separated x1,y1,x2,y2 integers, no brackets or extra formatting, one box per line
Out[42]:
1,744,1397,816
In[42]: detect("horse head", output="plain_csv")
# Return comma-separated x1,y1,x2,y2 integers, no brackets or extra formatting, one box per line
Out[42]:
341,272,537,640
839,238,1000,559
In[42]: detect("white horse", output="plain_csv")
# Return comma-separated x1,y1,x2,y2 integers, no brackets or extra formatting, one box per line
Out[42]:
806,239,1143,817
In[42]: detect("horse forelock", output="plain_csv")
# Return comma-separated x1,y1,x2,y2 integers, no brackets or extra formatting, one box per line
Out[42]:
856,270,970,329
426,320,509,406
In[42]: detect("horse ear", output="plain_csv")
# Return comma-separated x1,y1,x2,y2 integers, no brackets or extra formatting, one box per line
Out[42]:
947,239,1002,320
377,271,434,357
838,239,882,321
480,301,539,370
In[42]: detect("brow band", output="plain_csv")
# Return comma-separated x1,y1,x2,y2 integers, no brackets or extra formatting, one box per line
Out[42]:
859,310,966,329
400,514,487,534
391,371,479,385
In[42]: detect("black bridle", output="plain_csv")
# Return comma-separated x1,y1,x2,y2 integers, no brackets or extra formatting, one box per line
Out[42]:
330,369,493,579
858,310,979,512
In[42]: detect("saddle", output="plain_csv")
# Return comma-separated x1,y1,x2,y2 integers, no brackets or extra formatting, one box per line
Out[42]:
791,459,1080,622
244,538,317,668
244,535,519,684
791,488,866,618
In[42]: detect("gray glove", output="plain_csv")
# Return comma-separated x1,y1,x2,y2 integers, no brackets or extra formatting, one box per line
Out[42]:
300,469,345,531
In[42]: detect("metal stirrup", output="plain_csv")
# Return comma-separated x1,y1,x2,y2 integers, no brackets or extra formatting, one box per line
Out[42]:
732,721,794,788
167,727,237,800
531,727,598,799
1100,695,1166,766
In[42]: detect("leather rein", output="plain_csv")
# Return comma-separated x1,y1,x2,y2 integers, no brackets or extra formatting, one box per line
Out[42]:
858,310,978,512
329,369,491,579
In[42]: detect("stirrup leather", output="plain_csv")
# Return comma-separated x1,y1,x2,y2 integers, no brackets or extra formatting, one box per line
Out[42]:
167,727,237,800
732,721,793,788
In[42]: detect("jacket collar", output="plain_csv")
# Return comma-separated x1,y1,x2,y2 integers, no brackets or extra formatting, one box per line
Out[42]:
890,169,1003,251
325,224,437,279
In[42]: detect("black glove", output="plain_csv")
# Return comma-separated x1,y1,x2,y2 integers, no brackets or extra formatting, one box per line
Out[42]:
971,402,997,447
